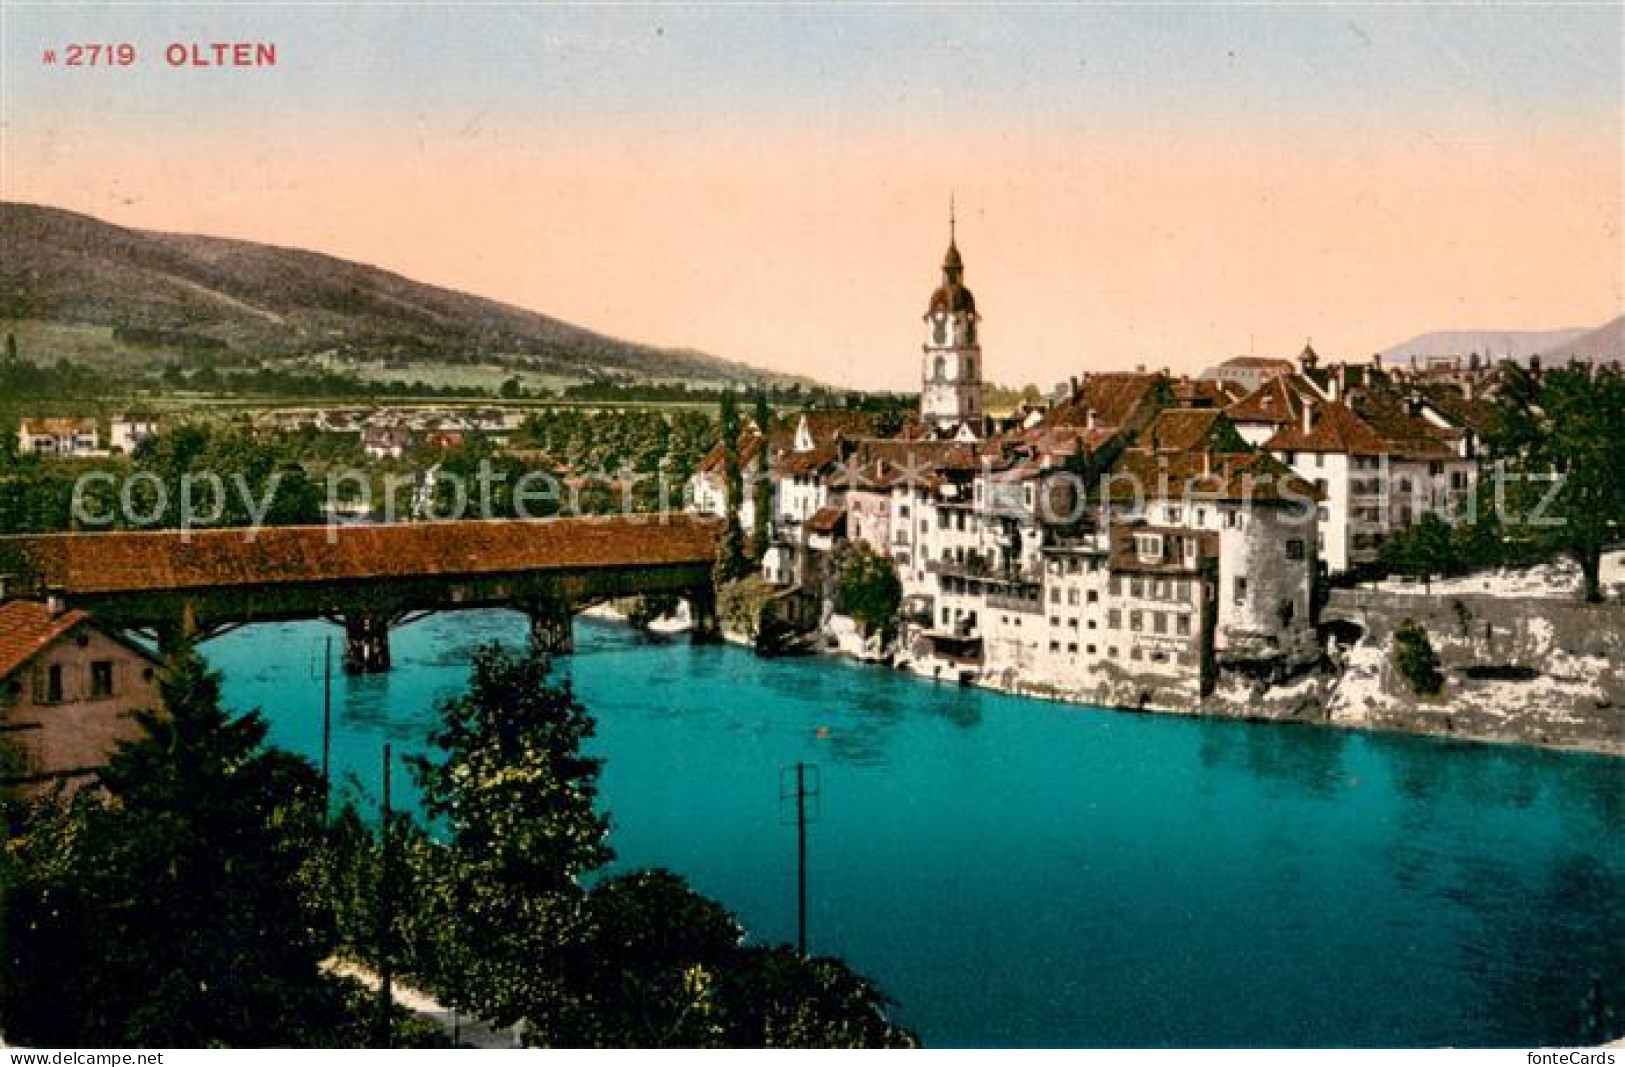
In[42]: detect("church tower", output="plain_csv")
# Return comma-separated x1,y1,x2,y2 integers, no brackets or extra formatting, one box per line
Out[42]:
920,201,984,435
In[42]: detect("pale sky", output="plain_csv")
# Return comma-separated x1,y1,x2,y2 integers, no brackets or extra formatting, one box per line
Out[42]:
2,3,1620,389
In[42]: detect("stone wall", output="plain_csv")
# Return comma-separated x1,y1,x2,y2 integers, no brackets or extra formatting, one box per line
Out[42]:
1318,588,1625,754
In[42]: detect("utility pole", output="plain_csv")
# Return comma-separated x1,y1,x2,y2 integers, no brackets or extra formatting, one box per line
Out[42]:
780,762,820,957
375,743,394,1048
310,636,335,818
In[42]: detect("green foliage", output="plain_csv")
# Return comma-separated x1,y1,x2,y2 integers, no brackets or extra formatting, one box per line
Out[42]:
1393,619,1445,698
748,392,774,563
1479,364,1625,601
406,645,611,1033
839,544,903,639
625,593,682,630
718,575,778,639
714,393,751,583
0,647,355,1046
1381,512,1456,586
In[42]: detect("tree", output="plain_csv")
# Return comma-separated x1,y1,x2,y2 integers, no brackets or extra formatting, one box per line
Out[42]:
838,544,902,640
748,392,774,564
1392,619,1444,697
0,648,352,1046
714,393,750,584
406,645,611,1037
1382,512,1456,589
1483,364,1625,602
717,947,918,1048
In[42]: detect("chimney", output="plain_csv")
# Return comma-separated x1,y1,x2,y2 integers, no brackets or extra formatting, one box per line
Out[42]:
1301,401,1315,435
46,594,66,618
1327,365,1341,402
1085,409,1098,431
1070,375,1081,400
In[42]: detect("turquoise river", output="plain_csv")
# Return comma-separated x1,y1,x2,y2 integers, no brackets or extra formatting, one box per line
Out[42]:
206,610,1623,1048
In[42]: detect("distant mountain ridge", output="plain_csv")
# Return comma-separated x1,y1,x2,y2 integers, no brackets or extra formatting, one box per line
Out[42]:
1379,316,1622,367
0,201,805,387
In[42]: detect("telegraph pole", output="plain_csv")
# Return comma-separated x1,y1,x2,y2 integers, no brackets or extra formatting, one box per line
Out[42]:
780,762,820,957
796,763,808,955
310,636,335,818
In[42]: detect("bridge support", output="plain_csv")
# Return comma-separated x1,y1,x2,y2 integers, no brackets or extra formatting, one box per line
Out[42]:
343,612,393,674
689,585,721,644
526,598,575,660
154,599,201,661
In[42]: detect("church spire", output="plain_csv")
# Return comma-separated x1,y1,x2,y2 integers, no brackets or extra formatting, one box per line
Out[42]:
942,193,963,283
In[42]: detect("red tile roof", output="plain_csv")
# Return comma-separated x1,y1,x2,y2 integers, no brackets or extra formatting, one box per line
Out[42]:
1217,356,1296,371
0,599,90,680
1226,377,1310,425
1,516,721,596
1137,409,1248,454
1105,448,1321,504
805,506,847,536
1040,373,1164,432
1264,401,1390,456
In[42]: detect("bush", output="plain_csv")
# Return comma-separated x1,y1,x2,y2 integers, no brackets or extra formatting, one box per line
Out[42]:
1393,619,1445,697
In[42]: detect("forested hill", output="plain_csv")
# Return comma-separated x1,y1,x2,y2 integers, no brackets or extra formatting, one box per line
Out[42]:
0,201,807,388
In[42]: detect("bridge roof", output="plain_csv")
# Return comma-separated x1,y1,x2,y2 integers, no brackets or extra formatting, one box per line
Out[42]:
1,517,720,596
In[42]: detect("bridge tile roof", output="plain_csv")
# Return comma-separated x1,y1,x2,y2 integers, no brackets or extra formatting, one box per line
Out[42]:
1,516,721,596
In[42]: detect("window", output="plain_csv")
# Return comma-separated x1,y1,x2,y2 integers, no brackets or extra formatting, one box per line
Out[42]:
1066,643,1078,654
1087,590,1099,604
1049,640,1061,653
1167,507,1182,524
1067,589,1079,606
1109,575,1122,596
43,664,64,704
1286,539,1306,561
1135,534,1162,562
1087,644,1097,655
1153,612,1167,634
1177,614,1191,636
1130,610,1143,632
1130,578,1144,598
1233,576,1248,604
1108,608,1122,629
1130,647,1143,661
1051,616,1061,628
1315,478,1329,496
1315,453,1325,469
90,660,114,699
1050,587,1061,604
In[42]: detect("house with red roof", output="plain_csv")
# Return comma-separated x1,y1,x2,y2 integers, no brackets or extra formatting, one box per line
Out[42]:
0,599,162,792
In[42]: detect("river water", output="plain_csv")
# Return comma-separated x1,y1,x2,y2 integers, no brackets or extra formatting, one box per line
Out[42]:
207,610,1623,1047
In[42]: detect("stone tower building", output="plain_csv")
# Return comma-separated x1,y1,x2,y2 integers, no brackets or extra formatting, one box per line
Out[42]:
920,204,984,435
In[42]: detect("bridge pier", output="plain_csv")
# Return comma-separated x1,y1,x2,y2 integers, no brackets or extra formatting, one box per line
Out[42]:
154,599,201,661
526,598,575,660
342,612,393,674
689,585,721,644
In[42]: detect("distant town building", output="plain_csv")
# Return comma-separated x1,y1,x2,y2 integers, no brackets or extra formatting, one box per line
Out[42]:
362,423,413,460
0,599,162,791
18,417,101,457
109,412,159,453
1200,354,1298,394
